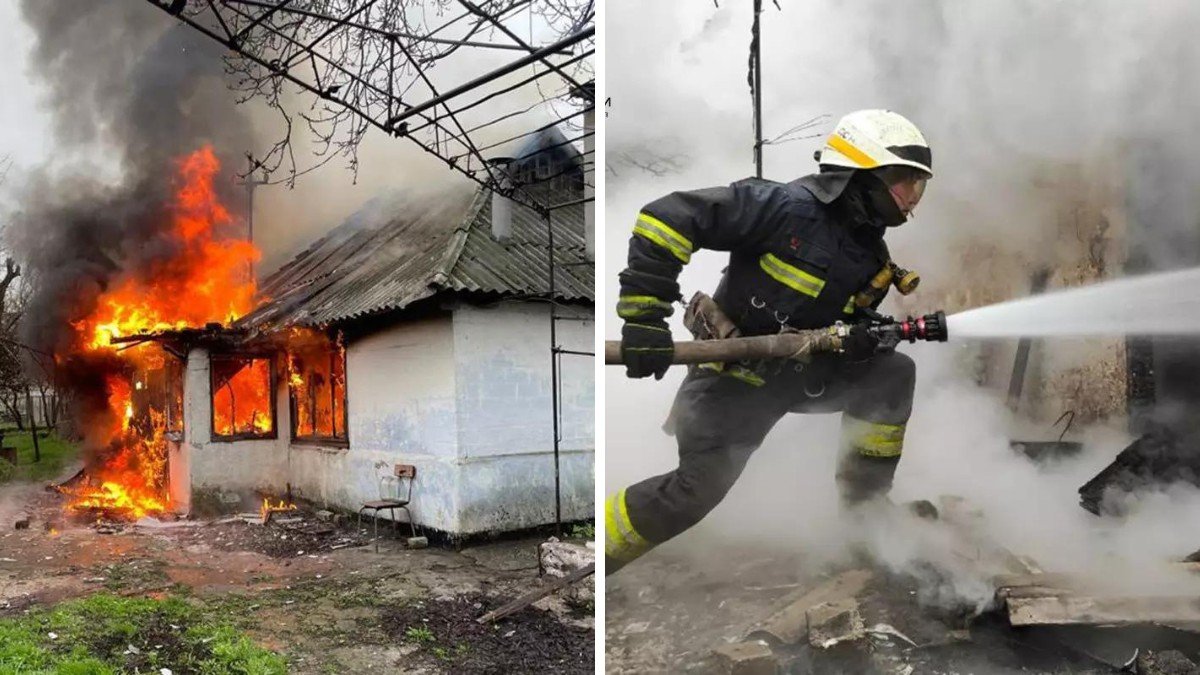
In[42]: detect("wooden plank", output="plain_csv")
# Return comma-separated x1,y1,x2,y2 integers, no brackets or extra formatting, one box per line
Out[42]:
1008,594,1200,627
476,563,594,624
743,569,874,646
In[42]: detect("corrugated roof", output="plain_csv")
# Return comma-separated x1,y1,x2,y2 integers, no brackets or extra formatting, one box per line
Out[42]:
237,185,593,331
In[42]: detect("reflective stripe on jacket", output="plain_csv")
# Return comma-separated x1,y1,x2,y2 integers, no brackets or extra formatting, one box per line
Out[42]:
620,173,891,336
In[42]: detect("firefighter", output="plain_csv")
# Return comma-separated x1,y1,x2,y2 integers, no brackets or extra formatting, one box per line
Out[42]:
607,109,932,574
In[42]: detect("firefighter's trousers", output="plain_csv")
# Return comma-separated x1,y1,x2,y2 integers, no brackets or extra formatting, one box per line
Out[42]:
605,351,916,573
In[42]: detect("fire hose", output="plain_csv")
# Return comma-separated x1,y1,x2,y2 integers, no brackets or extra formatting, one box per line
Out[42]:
603,311,948,365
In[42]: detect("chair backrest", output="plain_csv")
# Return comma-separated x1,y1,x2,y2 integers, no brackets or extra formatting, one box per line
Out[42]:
394,464,416,502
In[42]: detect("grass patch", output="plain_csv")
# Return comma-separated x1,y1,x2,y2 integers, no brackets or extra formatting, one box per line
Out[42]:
0,430,81,483
0,593,286,674
404,624,436,644
569,521,595,541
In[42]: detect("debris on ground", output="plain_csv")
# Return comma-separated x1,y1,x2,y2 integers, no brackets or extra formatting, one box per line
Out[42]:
478,563,595,624
710,641,775,675
540,536,595,578
2,486,593,673
997,569,1200,627
169,513,365,558
608,494,1200,674
1079,429,1200,516
383,593,593,674
807,598,865,649
1137,649,1200,675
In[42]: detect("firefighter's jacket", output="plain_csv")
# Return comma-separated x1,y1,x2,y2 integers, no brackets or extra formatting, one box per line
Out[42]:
618,173,892,337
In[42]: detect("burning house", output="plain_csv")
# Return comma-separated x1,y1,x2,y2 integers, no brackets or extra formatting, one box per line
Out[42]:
46,128,593,538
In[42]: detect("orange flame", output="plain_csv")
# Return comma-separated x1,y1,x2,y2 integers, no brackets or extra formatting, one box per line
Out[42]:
76,146,259,350
261,497,297,520
64,145,261,519
286,329,346,439
212,357,273,436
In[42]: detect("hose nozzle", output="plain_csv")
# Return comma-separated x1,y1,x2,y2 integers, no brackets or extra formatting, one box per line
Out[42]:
868,310,949,345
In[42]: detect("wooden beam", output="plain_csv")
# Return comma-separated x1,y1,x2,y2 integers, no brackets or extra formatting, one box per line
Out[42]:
476,562,594,624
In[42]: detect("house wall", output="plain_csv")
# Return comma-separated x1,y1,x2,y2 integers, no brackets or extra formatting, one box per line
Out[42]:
179,301,596,536
286,302,595,536
451,302,594,532
183,348,289,510
285,315,464,533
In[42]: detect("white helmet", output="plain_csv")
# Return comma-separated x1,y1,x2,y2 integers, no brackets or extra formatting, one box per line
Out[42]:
817,109,932,177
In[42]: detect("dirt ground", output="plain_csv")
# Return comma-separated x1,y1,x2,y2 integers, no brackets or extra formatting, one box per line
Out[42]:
0,481,594,674
606,546,1200,674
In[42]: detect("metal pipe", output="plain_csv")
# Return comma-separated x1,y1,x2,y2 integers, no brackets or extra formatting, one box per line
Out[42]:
384,25,595,129
546,210,562,537
752,0,763,178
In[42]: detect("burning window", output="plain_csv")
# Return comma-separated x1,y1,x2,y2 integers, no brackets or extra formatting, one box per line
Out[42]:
134,355,184,436
210,355,275,440
287,333,347,445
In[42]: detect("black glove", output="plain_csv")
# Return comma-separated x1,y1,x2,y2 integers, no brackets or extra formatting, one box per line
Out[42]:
621,319,674,379
841,324,881,362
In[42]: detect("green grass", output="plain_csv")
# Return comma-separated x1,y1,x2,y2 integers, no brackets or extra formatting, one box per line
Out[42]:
569,521,595,541
0,430,80,484
0,594,286,674
404,625,436,644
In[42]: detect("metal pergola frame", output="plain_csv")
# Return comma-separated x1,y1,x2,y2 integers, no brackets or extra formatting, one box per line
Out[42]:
144,0,594,215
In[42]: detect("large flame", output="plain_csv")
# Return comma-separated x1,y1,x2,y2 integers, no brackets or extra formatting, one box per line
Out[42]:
65,145,260,519
77,146,259,350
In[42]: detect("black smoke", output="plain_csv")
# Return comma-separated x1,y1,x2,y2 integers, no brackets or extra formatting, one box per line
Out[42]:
9,1,254,447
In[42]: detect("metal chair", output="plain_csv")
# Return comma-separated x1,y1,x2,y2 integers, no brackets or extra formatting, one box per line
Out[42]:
357,464,417,552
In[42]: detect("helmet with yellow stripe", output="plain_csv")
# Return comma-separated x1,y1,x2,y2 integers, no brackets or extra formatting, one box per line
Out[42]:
816,110,932,178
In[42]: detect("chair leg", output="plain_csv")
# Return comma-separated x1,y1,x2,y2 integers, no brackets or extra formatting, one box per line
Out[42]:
399,506,416,538
373,510,379,554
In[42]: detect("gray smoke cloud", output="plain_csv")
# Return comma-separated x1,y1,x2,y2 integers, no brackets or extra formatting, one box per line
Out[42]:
5,1,256,450
11,1,253,355
605,0,1200,613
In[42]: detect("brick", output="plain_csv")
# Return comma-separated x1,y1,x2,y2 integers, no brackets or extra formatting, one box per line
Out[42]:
807,598,864,649
710,641,777,675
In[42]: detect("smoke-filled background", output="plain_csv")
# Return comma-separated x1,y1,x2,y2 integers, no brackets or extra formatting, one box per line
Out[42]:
606,0,1200,607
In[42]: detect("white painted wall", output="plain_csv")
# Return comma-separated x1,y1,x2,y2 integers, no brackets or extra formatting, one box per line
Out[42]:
183,348,288,507
180,301,595,536
451,301,595,531
286,315,464,533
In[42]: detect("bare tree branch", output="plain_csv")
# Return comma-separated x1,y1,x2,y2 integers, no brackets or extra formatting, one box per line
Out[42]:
142,0,594,212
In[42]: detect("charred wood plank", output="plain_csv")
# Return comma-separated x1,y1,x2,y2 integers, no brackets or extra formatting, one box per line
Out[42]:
476,562,594,624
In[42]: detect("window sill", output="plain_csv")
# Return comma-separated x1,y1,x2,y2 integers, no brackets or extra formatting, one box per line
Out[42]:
210,433,278,443
289,441,349,455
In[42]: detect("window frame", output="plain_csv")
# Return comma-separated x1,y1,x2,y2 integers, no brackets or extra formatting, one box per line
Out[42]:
209,352,278,442
288,343,349,448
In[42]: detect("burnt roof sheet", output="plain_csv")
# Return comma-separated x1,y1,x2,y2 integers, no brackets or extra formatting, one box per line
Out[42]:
237,186,592,331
